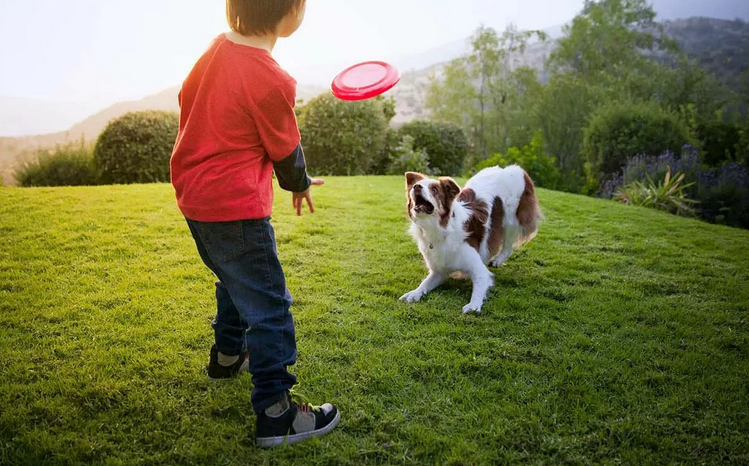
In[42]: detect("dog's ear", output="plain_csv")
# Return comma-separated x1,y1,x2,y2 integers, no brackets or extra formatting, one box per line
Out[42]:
436,177,461,227
405,172,426,190
439,177,461,201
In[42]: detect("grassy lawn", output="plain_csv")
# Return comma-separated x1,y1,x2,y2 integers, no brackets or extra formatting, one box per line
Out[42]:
1,176,748,465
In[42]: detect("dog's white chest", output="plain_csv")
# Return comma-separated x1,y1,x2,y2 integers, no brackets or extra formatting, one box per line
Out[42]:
420,240,461,273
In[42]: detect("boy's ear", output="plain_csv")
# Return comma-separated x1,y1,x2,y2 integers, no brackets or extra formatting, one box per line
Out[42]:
405,172,426,190
439,177,461,200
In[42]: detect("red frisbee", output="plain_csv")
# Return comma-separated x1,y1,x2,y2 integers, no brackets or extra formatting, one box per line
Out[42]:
331,61,401,101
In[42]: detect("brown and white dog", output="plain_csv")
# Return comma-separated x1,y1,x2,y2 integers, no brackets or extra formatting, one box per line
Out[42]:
401,165,541,313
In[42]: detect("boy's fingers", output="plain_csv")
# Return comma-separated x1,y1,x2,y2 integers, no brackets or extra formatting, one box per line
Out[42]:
296,197,302,216
306,194,315,213
311,178,325,186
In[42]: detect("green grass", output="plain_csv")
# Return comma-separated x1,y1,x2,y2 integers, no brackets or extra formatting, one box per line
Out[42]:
1,177,748,465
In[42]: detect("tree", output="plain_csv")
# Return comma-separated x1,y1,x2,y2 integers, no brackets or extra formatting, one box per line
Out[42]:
549,0,677,81
426,25,547,161
534,74,605,192
425,58,475,136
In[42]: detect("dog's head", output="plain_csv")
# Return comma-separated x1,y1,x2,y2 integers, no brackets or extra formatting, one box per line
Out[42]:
405,172,461,225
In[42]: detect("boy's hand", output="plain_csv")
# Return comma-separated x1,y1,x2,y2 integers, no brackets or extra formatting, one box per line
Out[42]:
292,178,325,216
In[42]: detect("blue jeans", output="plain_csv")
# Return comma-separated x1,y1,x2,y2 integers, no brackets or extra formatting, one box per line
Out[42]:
186,217,297,413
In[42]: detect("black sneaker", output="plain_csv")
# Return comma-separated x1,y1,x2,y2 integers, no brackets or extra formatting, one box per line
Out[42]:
207,345,249,380
256,391,340,448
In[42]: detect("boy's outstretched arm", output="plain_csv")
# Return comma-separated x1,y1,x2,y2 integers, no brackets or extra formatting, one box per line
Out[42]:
272,143,324,216
273,143,311,193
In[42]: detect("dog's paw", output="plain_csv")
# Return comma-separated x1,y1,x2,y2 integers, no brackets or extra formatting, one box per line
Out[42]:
488,259,503,268
400,290,424,303
462,302,482,314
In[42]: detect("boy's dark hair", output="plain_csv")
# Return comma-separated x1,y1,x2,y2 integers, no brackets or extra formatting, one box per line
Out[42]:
226,0,304,36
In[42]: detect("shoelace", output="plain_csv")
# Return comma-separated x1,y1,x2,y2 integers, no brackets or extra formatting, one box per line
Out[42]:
289,388,320,413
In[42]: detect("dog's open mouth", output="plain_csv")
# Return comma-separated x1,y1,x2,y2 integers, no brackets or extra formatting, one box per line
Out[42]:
413,192,435,215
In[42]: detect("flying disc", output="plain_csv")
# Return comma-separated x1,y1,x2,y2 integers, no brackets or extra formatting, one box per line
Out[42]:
331,61,401,101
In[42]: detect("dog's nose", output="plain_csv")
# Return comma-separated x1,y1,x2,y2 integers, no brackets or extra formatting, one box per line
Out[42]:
414,184,422,192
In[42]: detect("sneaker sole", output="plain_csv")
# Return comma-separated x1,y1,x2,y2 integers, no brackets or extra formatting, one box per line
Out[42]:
256,410,341,448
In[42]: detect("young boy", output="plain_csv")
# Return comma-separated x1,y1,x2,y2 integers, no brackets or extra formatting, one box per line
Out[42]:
170,0,340,448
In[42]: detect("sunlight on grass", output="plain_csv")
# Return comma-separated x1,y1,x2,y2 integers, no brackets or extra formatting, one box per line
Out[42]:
1,178,748,464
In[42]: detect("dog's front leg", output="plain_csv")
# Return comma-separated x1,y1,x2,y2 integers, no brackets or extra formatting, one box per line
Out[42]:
400,271,446,303
462,252,494,314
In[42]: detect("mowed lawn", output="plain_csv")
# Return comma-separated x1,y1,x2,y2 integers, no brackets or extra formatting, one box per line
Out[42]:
1,177,748,465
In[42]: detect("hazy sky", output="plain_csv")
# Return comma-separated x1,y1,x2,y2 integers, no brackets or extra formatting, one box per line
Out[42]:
1,0,746,108
0,0,588,105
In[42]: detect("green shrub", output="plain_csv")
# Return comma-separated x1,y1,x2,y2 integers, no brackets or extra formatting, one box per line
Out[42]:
738,123,749,168
696,162,749,229
583,101,692,179
297,94,390,175
615,168,697,217
475,131,561,189
370,128,401,175
695,120,741,167
15,140,98,187
605,149,749,229
398,120,467,176
475,154,504,172
94,111,179,184
386,135,434,175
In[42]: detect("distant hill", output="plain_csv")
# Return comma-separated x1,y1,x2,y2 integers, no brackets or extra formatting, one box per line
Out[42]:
662,17,749,92
651,0,749,21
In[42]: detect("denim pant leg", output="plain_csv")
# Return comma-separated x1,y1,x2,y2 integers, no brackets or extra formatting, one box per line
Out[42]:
212,281,247,356
186,218,297,413
187,221,246,355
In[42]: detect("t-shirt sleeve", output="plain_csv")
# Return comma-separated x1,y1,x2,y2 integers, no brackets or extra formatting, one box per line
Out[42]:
254,83,301,162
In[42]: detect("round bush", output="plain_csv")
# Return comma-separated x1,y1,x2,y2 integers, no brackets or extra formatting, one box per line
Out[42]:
297,94,389,175
94,111,179,184
583,101,692,177
398,120,467,176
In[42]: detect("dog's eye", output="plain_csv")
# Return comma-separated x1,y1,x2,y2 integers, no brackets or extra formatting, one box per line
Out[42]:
430,186,438,194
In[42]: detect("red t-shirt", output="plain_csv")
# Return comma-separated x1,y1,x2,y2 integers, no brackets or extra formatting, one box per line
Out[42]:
170,34,300,221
